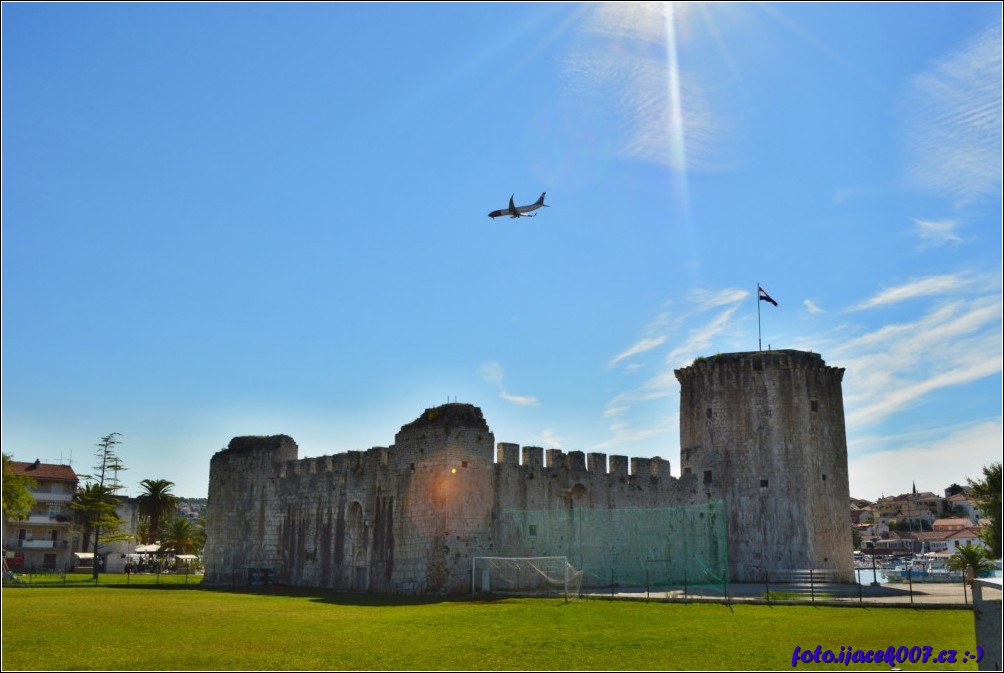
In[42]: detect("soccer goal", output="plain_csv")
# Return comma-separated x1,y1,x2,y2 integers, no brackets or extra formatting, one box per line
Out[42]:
472,556,583,599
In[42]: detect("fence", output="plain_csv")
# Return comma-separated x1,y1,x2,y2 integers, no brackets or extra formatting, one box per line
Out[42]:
4,566,203,587
586,566,978,606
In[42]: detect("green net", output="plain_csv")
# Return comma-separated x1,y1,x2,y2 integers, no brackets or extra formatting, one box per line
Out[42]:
495,500,728,589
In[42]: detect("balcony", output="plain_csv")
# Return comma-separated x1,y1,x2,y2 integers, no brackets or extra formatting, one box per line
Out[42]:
2,539,70,550
21,514,73,525
30,491,74,504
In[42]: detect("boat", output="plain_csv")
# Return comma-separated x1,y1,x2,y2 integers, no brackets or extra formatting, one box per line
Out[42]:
881,556,964,584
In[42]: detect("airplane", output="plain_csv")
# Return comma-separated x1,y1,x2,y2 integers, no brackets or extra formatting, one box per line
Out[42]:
488,192,548,219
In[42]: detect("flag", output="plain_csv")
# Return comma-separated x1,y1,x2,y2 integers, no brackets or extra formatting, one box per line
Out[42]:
758,285,778,306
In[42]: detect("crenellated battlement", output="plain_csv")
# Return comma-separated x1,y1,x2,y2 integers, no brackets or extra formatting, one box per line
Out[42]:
675,349,845,383
220,432,671,484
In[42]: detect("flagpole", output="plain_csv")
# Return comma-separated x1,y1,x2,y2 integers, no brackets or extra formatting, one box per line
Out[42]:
757,283,762,351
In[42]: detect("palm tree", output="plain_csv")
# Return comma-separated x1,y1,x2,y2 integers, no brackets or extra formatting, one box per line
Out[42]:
947,542,994,582
135,519,151,546
160,516,196,556
136,479,178,544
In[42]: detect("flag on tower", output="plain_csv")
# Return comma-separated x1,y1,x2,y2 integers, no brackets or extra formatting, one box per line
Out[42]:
758,285,778,306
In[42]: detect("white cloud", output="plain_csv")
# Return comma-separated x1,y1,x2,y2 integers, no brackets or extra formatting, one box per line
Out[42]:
913,218,963,248
849,275,970,311
600,288,748,435
480,360,540,407
608,336,668,368
900,19,1003,206
500,391,540,407
804,299,825,314
663,303,743,368
833,292,1002,429
688,287,748,308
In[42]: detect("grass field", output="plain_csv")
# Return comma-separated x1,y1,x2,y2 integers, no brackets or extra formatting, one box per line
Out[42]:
1,584,981,670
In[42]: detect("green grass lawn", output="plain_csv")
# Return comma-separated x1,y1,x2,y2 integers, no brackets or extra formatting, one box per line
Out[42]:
1,585,981,671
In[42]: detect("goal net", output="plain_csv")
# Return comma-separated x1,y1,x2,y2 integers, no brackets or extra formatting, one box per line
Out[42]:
472,556,583,599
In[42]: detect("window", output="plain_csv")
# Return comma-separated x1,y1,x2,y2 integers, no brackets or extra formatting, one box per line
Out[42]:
703,470,712,484
706,408,713,419
811,400,819,412
461,461,468,469
760,479,769,488
822,474,827,481
528,524,537,537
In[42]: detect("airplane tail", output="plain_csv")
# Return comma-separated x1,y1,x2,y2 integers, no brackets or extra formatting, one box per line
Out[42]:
535,192,548,207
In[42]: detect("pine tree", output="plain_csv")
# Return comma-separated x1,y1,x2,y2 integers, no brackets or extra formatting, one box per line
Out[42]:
74,433,127,579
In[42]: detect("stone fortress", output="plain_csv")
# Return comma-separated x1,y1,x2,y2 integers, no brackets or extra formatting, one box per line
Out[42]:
204,349,854,593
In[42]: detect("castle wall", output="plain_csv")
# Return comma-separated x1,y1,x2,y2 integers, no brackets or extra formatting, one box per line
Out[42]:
204,404,697,593
205,350,855,593
675,350,854,582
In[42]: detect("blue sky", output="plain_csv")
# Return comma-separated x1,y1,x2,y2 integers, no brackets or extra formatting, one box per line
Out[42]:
3,2,1000,502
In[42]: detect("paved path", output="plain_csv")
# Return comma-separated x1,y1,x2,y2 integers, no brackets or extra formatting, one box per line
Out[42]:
588,581,993,608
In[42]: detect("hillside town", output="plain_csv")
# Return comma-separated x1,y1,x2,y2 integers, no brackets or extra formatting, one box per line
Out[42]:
852,484,992,558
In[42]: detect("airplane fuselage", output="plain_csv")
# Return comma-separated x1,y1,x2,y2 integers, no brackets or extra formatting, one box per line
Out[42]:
488,192,547,219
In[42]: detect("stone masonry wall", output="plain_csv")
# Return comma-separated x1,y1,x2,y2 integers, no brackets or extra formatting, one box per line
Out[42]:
675,350,854,582
204,404,696,593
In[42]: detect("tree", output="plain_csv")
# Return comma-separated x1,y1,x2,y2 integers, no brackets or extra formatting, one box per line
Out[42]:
946,542,994,581
75,433,127,579
2,453,36,520
135,519,151,546
70,483,121,554
137,479,178,544
160,516,196,556
967,462,1002,558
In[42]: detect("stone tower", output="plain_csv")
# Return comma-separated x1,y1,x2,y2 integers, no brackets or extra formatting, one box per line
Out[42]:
674,350,853,582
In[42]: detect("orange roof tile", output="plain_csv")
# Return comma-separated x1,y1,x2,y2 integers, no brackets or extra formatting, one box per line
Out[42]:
9,460,78,482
